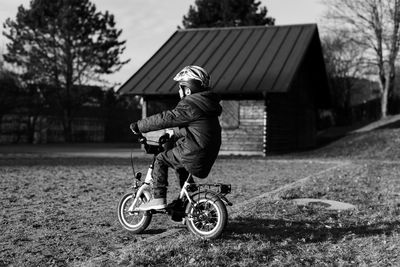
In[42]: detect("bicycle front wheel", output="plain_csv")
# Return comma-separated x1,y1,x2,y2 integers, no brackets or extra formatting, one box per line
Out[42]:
117,193,152,233
185,192,228,239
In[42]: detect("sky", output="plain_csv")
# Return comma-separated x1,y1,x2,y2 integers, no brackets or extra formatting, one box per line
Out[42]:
0,0,325,88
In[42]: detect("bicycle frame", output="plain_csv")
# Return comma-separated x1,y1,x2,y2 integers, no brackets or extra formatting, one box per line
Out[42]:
180,176,195,205
118,132,232,239
127,167,195,213
126,132,232,213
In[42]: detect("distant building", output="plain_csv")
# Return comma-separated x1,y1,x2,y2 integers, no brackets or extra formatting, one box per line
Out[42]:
118,24,331,155
0,85,106,144
0,109,105,144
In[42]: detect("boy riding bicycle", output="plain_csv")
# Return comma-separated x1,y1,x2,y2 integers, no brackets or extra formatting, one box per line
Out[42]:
130,66,222,210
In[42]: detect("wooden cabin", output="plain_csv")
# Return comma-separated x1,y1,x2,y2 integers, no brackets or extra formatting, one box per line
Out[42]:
118,24,330,155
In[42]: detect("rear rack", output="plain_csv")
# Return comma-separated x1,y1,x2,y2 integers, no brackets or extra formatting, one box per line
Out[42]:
187,183,231,196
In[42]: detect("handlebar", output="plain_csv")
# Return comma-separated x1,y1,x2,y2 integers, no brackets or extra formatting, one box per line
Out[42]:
133,132,171,155
134,132,147,145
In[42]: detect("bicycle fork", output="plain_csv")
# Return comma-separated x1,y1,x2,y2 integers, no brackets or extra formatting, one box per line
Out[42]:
128,166,153,212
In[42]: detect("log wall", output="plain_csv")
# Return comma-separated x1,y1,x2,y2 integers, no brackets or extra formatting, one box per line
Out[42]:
220,100,266,155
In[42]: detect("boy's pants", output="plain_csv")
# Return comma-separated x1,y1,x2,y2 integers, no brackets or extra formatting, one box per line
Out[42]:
152,149,189,198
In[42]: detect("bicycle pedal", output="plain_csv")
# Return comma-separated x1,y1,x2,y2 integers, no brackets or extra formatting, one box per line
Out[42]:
149,209,165,214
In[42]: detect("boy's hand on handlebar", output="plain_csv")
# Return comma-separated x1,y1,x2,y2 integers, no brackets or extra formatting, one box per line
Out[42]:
130,123,146,143
130,122,141,135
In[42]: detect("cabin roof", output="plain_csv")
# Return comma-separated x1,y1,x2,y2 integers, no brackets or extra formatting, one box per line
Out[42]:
118,24,328,97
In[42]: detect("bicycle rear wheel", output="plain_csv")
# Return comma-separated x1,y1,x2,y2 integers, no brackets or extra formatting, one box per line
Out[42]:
117,193,152,233
185,192,228,239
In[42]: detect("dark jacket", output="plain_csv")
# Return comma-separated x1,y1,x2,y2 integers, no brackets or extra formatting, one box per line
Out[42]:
137,91,222,178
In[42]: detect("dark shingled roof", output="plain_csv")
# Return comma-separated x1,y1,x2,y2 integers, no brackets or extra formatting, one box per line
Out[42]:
118,24,327,97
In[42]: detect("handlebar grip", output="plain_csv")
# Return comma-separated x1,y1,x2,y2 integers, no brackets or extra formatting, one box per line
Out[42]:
134,132,146,144
138,136,147,144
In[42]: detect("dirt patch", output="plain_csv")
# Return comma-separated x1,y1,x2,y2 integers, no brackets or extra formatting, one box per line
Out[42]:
84,160,400,266
0,156,334,266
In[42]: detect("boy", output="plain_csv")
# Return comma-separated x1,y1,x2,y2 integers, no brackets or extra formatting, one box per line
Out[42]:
130,66,222,210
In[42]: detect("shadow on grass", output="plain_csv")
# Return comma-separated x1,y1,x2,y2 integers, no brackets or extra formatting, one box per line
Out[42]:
141,229,167,235
226,218,400,243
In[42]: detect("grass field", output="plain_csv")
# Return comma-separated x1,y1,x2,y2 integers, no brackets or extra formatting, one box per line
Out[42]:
1,124,400,266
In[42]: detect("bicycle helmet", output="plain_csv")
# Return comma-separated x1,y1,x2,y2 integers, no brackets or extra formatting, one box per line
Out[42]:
173,65,211,89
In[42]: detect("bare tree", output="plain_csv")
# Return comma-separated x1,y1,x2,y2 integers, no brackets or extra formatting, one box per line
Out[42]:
323,0,400,118
322,29,367,124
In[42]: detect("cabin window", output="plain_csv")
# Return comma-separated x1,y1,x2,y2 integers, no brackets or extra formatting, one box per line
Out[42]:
220,100,239,129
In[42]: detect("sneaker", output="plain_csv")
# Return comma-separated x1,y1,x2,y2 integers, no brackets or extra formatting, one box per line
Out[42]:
137,198,167,211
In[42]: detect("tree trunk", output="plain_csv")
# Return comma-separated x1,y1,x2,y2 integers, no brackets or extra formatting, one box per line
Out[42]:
343,79,352,124
62,110,73,142
379,75,393,119
64,38,74,143
381,87,388,118
0,114,3,135
27,116,36,144
66,118,73,142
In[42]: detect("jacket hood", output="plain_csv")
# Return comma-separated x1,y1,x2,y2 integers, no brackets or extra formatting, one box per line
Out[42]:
184,91,222,116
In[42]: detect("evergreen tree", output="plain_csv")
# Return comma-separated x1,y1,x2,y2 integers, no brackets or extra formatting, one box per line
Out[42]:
3,0,129,141
0,69,20,132
182,0,275,28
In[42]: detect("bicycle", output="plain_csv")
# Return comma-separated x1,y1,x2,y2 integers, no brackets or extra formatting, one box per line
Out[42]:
117,132,232,239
